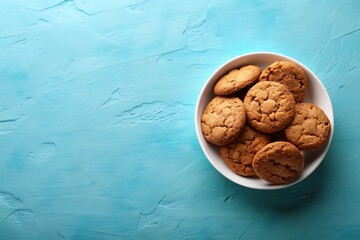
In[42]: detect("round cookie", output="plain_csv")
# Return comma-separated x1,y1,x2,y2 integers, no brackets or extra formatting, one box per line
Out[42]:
285,103,331,150
220,125,271,176
259,61,308,103
201,96,246,146
253,141,304,184
214,65,261,96
244,81,296,133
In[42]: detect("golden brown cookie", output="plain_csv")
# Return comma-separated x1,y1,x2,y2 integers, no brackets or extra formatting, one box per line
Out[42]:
214,65,261,96
253,141,304,184
220,125,271,176
201,96,246,146
285,103,331,150
244,81,296,133
259,61,308,102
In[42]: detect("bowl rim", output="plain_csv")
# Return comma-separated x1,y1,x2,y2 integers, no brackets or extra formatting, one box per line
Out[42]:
194,51,334,190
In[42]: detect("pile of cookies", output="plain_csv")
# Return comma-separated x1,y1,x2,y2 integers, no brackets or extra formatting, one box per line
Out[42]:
201,61,331,184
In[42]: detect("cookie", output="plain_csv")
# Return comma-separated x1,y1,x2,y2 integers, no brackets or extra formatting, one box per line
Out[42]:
201,96,246,146
220,125,271,176
252,141,304,184
244,81,296,133
214,65,261,96
259,61,308,102
285,103,331,150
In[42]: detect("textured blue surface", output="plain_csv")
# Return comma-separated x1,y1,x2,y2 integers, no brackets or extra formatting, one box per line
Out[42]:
1,0,360,239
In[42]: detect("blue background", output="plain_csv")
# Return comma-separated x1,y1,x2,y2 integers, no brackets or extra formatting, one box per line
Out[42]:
1,0,360,239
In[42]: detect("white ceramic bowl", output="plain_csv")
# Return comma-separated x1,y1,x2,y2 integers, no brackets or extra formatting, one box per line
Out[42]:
195,52,334,190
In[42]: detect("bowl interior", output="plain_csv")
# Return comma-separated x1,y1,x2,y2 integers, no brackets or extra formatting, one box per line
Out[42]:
195,52,334,190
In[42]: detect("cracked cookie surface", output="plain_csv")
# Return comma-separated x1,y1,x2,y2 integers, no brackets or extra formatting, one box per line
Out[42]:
244,81,296,133
214,65,261,96
220,125,270,176
285,103,331,150
253,141,304,184
259,61,308,102
201,96,246,146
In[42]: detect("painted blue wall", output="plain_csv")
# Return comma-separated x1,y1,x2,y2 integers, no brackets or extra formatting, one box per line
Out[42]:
0,0,360,239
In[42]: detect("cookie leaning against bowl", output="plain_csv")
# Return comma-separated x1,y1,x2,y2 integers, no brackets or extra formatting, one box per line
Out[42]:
285,103,331,150
259,61,308,103
214,65,261,96
201,96,246,146
252,141,304,184
244,81,296,133
220,125,270,177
